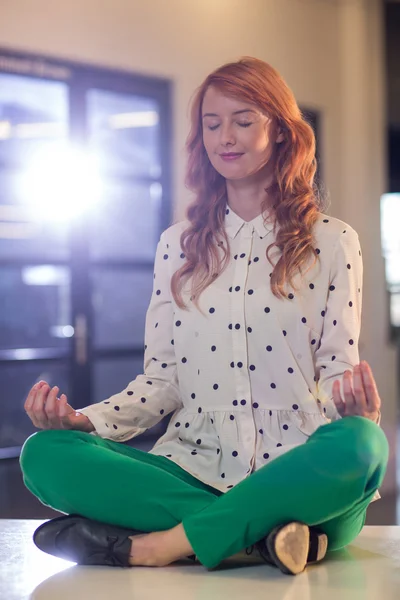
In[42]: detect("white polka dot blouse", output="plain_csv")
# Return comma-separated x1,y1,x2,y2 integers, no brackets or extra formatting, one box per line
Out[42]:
79,204,381,500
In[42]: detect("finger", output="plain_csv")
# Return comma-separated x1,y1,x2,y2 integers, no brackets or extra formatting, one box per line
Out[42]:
45,386,60,428
25,382,47,427
352,364,368,414
343,370,357,413
59,396,72,429
25,382,41,412
25,381,47,410
32,383,51,428
360,361,381,411
59,395,67,418
332,379,346,416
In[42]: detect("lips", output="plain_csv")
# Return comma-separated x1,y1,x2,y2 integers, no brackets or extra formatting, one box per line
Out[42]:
219,153,244,162
220,153,243,157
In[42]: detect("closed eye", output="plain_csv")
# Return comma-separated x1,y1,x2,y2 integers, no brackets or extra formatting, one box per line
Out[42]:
207,123,253,131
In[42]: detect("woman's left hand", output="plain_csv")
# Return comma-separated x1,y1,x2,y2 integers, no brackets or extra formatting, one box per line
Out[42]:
332,360,381,422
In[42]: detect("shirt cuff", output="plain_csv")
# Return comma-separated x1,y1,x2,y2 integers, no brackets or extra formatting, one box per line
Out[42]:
78,406,111,438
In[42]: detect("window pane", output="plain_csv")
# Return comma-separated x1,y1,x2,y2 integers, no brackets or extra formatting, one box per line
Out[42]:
0,361,69,448
92,268,153,349
0,265,72,350
0,184,70,260
87,179,160,261
87,89,161,178
0,73,70,259
0,73,68,167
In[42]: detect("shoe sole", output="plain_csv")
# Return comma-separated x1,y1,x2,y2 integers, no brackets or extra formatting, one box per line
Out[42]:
266,522,328,576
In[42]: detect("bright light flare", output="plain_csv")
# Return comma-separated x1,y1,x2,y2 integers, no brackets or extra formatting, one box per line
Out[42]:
19,143,103,222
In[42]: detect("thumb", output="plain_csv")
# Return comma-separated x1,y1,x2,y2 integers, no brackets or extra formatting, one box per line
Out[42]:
59,395,68,417
59,396,76,426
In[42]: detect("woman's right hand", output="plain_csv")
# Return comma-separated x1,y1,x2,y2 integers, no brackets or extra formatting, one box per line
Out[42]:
24,381,95,432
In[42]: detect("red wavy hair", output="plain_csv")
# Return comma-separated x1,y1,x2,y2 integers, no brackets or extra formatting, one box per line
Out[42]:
171,56,328,312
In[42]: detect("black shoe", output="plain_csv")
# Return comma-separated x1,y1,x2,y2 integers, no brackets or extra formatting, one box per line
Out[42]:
33,514,148,567
248,521,328,575
33,514,197,567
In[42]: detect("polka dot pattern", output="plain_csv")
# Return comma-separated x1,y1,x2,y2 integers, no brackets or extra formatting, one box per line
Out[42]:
78,208,364,494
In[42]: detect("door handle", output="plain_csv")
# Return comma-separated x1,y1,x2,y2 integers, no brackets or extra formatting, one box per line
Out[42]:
74,314,88,365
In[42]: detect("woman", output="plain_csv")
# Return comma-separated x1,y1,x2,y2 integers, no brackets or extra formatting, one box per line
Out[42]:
21,57,387,576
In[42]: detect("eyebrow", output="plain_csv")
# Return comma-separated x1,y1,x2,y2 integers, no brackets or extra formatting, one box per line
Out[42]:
202,109,257,118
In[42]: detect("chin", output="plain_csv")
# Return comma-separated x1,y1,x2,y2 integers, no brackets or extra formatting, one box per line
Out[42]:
213,164,247,178
223,169,252,180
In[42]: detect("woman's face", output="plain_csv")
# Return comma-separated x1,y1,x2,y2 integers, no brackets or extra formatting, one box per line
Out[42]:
201,85,284,181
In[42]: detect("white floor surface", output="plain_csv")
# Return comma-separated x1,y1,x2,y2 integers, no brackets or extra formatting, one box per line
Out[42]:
1,519,400,600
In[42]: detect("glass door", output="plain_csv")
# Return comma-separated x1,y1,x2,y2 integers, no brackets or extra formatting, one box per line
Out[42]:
0,72,73,457
0,52,172,457
80,78,172,419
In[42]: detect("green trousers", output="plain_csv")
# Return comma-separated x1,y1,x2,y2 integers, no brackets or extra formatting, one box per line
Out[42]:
20,416,388,569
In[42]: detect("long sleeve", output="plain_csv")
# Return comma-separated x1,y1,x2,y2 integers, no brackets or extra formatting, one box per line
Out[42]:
314,227,364,422
79,231,182,442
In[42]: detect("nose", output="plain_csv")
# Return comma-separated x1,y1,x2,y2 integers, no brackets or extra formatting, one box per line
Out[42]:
219,123,236,147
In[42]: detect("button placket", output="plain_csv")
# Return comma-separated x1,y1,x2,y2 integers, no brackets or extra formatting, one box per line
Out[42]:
231,224,256,455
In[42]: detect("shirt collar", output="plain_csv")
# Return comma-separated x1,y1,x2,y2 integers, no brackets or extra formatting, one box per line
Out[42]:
224,204,275,239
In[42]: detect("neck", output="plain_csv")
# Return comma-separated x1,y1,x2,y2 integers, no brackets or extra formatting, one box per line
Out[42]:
226,171,275,222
